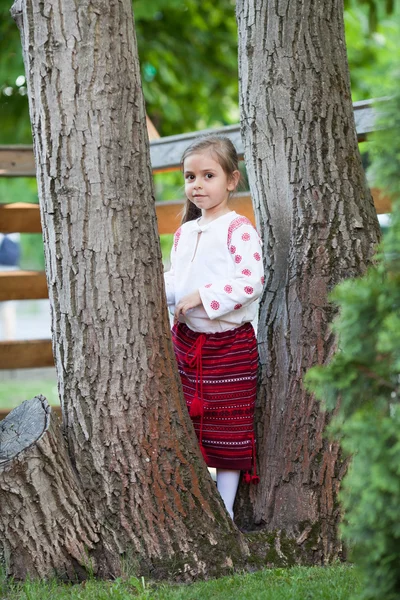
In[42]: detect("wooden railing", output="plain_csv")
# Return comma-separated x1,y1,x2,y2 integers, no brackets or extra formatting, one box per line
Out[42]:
0,98,391,373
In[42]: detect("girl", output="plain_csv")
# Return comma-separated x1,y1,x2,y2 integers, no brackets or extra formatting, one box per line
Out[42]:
164,135,264,520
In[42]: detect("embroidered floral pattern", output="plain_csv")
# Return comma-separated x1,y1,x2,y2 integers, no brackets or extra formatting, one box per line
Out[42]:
210,300,220,311
224,285,233,294
242,232,251,241
205,283,212,288
227,216,253,247
234,303,242,310
242,269,251,276
253,252,261,261
261,276,265,284
230,245,236,254
244,286,254,295
235,255,242,264
174,227,182,251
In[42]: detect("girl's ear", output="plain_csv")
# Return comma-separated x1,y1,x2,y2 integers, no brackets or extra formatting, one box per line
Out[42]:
227,169,241,192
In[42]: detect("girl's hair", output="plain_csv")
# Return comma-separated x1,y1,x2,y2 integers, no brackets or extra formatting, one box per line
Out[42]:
180,135,240,224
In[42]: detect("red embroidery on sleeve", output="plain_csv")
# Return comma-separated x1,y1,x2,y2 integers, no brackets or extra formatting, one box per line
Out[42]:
210,300,220,311
242,269,251,276
230,245,236,254
254,252,261,261
224,285,232,294
205,283,212,288
227,216,253,247
234,303,242,310
242,232,251,241
235,255,242,264
244,286,254,295
173,227,182,251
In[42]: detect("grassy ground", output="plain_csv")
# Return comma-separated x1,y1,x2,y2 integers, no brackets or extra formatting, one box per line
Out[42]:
0,373,59,410
0,565,361,600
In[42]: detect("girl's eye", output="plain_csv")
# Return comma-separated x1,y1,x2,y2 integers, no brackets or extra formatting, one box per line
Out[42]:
185,174,194,181
205,173,213,179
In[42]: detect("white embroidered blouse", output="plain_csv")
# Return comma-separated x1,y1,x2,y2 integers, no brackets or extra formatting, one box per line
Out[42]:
164,211,264,333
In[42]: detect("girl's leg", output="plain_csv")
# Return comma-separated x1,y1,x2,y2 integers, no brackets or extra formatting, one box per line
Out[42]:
216,469,241,519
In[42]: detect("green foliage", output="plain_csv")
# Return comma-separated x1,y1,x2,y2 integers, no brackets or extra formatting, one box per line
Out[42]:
18,233,45,270
306,87,400,600
0,565,361,600
340,409,400,600
1,0,400,143
135,0,239,136
0,0,31,143
0,0,238,142
0,178,37,205
159,234,173,266
344,2,400,100
153,172,184,202
344,0,399,31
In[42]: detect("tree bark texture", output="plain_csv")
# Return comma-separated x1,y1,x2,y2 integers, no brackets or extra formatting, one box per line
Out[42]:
236,0,381,561
10,0,248,579
0,397,117,579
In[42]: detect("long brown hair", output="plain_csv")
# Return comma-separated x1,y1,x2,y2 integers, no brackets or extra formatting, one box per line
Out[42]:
180,135,240,224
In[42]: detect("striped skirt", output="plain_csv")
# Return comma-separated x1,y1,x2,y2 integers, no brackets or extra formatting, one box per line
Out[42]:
172,321,258,471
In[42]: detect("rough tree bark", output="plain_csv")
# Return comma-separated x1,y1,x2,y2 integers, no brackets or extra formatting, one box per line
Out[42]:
0,397,116,579
236,0,381,561
5,0,248,580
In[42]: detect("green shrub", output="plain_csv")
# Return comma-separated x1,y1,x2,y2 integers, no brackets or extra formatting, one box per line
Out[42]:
306,85,400,600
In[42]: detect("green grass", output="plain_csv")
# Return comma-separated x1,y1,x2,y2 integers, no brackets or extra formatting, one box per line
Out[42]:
0,376,59,410
0,565,361,600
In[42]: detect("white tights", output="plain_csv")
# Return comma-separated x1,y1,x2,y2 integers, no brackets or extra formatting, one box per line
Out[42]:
216,469,241,520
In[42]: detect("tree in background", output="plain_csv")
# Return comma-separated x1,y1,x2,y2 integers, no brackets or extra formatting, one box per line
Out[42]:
306,82,400,599
236,0,381,561
0,0,248,580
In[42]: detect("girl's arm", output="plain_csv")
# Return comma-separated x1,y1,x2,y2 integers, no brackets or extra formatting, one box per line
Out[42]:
163,228,181,307
198,224,264,320
163,266,175,307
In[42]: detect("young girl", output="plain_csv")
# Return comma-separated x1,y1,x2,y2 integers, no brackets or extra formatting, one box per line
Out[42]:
164,135,264,520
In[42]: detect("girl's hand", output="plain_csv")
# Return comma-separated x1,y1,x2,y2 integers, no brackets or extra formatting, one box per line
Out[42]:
174,290,202,323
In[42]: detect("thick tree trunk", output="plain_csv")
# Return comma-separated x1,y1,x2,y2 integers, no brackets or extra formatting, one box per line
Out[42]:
236,0,381,561
0,396,117,579
9,0,248,579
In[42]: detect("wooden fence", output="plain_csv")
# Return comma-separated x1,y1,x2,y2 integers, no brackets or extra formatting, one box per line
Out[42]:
0,98,391,378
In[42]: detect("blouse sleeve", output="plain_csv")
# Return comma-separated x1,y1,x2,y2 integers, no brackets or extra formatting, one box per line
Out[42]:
163,227,181,307
198,224,264,320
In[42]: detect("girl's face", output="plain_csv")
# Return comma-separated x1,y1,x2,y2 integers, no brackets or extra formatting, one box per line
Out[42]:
183,151,239,216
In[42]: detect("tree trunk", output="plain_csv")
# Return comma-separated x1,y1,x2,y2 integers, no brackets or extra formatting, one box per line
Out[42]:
0,396,117,579
9,0,248,580
236,0,381,561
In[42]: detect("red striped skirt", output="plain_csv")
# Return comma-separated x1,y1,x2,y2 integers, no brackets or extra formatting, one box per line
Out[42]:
172,322,258,471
